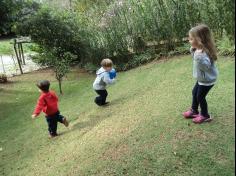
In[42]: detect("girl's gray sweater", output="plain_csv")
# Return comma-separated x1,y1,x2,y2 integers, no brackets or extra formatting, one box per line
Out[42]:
191,47,218,86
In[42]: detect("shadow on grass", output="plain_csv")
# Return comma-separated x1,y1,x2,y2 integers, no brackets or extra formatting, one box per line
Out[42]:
109,91,141,106
60,114,110,137
59,91,142,137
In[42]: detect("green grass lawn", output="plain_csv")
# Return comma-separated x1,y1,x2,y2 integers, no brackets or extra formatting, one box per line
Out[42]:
0,39,36,55
0,56,234,176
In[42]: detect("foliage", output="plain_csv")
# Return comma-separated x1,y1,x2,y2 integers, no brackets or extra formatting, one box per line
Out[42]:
16,7,81,59
17,7,80,94
0,39,37,55
74,0,114,13
71,0,235,66
84,62,98,73
0,0,39,36
0,40,13,55
167,43,190,57
0,74,7,83
120,50,158,71
217,35,235,56
32,48,76,94
16,0,235,70
53,52,75,94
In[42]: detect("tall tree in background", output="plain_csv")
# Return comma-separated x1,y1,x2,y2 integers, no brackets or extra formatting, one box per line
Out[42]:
0,0,18,35
0,0,39,36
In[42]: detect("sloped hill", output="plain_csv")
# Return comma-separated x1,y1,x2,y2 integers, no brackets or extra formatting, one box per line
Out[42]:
0,56,234,176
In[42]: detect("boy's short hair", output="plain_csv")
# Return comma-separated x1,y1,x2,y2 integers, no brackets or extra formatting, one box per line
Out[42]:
36,80,50,92
101,58,113,67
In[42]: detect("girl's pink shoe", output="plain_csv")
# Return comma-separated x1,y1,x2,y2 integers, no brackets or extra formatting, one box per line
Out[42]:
182,109,198,119
192,114,212,124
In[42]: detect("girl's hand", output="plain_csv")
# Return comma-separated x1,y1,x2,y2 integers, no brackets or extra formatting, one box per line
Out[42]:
32,114,38,119
190,46,196,52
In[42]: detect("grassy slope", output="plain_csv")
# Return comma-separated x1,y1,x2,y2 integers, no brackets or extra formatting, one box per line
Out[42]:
0,56,234,176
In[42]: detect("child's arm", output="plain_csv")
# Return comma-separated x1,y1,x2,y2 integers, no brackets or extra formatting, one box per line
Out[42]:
103,73,116,85
190,47,196,57
51,91,58,101
195,54,211,71
32,97,45,118
32,114,38,119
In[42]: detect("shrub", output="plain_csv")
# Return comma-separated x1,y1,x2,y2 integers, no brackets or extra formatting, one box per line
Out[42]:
217,35,235,56
0,0,39,36
120,51,158,71
16,0,235,72
32,50,76,94
16,7,82,60
72,0,235,67
84,63,98,73
0,74,7,83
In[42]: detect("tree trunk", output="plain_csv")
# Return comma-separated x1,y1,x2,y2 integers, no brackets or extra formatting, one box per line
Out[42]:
58,78,63,94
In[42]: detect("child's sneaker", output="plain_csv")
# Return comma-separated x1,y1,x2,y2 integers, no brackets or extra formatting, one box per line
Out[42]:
49,133,58,138
63,118,69,127
104,102,110,105
182,109,198,119
101,102,110,106
192,114,212,124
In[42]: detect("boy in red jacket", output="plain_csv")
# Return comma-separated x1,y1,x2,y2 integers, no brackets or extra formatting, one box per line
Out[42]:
32,80,69,138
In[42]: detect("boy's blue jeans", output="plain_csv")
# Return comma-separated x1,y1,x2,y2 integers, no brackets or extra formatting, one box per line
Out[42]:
45,111,64,136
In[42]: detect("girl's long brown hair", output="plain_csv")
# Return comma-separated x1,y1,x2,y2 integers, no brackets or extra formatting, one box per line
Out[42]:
189,24,217,62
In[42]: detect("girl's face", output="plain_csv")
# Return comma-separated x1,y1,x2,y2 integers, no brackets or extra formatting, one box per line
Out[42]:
188,33,199,49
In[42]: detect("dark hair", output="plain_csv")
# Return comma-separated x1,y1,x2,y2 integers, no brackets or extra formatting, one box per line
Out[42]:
36,80,50,92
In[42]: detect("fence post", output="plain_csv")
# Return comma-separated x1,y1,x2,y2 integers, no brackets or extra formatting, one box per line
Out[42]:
18,43,22,64
14,41,23,74
0,55,6,74
20,43,25,65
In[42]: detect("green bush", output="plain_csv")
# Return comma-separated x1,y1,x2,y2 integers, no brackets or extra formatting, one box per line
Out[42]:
72,0,235,66
119,51,158,71
217,35,235,56
16,7,82,60
16,0,235,71
168,43,190,57
0,0,39,36
84,63,98,73
0,74,7,83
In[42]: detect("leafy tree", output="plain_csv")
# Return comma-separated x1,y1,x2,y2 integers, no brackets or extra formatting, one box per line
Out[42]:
0,0,39,36
16,7,79,94
33,49,75,94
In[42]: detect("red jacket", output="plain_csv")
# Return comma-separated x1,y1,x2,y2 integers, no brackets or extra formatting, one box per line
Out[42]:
33,91,59,116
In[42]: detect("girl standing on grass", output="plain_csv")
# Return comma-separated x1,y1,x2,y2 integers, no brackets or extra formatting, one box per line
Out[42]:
182,24,219,124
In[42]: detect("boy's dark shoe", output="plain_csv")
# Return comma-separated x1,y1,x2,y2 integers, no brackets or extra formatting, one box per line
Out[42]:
102,102,110,106
49,133,58,138
63,117,69,127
